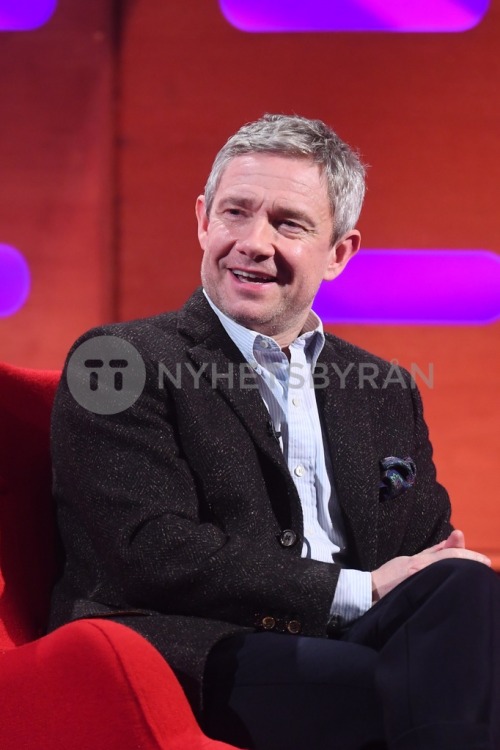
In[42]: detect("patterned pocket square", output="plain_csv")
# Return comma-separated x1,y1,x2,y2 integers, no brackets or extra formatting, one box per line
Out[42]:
379,456,416,500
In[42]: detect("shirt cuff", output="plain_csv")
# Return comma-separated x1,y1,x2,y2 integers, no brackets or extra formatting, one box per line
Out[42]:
330,569,373,626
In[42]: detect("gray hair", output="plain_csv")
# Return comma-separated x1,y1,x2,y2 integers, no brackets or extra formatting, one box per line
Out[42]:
204,113,366,244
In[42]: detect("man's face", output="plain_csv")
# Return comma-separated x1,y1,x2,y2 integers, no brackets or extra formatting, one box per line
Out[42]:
197,153,360,346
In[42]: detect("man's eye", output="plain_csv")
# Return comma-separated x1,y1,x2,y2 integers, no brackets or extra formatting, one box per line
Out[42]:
280,219,303,231
226,208,243,216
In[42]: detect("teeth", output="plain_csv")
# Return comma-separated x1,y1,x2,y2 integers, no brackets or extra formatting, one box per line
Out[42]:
232,270,274,283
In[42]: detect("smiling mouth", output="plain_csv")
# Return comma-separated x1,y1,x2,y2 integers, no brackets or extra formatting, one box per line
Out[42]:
231,269,276,284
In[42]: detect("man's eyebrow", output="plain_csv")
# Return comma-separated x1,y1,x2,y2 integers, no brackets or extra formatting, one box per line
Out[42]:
217,195,256,210
272,205,316,227
216,196,316,227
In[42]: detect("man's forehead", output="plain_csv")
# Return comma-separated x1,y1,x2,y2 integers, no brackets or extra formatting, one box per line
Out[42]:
214,152,328,201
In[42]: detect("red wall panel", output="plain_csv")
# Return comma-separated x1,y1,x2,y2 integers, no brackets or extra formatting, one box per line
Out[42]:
0,0,115,368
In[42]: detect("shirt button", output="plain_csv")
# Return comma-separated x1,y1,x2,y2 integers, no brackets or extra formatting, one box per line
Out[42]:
294,465,305,477
279,529,297,547
260,340,269,348
292,397,300,406
286,619,302,635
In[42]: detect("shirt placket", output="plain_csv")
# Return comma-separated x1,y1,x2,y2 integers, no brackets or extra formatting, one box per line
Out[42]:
287,341,319,551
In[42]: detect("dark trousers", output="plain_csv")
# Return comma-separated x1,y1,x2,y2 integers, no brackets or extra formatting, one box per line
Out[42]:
202,559,500,750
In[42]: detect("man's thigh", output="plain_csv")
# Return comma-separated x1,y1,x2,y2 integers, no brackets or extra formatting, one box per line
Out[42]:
341,558,500,749
202,632,385,750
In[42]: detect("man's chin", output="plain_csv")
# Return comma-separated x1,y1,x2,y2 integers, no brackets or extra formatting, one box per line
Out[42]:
228,310,272,330
222,304,279,335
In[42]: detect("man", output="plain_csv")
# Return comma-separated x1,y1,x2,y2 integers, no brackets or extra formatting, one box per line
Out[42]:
50,114,499,750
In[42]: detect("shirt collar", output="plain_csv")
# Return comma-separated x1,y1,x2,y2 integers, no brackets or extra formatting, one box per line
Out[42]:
203,289,325,368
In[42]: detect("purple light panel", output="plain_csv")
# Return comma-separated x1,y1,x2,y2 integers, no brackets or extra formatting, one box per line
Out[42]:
0,245,31,317
219,0,489,32
313,250,500,325
0,0,56,31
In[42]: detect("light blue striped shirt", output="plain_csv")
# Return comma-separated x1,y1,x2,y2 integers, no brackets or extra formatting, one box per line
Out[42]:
204,290,372,625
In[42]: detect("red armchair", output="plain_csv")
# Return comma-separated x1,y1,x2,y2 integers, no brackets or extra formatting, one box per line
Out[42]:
0,362,237,750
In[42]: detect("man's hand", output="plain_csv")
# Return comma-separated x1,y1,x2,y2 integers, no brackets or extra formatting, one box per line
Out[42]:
371,530,491,602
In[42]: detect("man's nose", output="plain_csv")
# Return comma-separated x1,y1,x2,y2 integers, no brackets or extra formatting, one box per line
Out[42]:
236,217,275,258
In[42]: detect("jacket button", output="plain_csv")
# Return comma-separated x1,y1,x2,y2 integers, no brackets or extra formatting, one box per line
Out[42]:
279,529,297,547
261,616,276,630
286,619,301,635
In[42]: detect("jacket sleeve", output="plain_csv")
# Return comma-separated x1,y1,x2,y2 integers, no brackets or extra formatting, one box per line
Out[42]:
405,380,453,548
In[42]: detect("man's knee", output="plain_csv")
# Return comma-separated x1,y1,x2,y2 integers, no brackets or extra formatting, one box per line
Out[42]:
406,558,500,620
421,557,498,589
370,557,499,634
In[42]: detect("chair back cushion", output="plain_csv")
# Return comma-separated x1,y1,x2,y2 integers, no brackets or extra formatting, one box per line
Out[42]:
0,363,60,649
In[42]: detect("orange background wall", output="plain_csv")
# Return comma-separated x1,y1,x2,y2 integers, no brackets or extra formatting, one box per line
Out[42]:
0,0,499,562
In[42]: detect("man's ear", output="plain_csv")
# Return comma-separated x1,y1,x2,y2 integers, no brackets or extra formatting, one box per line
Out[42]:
323,230,361,281
195,195,209,251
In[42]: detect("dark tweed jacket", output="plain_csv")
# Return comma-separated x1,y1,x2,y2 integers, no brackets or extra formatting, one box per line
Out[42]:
49,288,451,715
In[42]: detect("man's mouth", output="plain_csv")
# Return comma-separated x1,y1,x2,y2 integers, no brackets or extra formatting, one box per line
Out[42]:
231,269,276,284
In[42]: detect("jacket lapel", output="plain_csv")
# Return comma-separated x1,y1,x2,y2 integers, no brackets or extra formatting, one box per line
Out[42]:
315,338,380,570
177,290,290,476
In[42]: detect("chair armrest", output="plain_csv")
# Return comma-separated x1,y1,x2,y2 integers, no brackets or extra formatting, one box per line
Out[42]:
0,619,238,750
